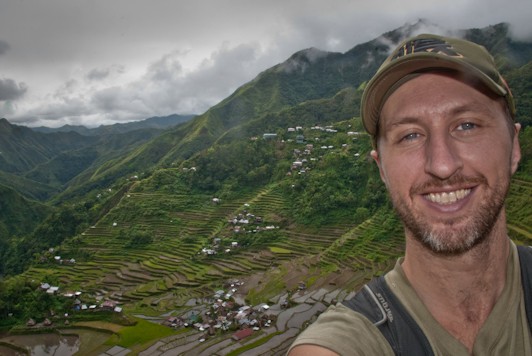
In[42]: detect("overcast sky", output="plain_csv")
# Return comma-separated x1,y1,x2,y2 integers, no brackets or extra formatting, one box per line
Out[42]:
1,0,531,128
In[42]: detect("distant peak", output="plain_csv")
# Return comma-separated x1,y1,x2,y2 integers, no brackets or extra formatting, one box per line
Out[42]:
0,118,12,127
277,47,329,74
398,18,444,36
369,19,448,56
0,118,15,134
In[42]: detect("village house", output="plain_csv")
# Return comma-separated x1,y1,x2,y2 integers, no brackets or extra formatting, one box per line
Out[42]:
101,300,117,311
163,316,183,327
262,133,277,140
46,286,60,295
214,290,225,299
202,248,216,256
254,303,270,313
232,327,253,341
292,160,303,169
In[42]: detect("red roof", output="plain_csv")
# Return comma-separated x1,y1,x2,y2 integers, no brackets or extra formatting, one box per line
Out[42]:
232,328,253,340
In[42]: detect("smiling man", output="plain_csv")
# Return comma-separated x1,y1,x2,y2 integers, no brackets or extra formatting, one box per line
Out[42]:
288,34,528,355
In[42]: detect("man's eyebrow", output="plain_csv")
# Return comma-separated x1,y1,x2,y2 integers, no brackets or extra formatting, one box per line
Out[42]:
385,116,423,128
385,103,494,129
449,103,488,116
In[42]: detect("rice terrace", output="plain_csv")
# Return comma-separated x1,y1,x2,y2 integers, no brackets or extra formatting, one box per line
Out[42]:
2,126,530,354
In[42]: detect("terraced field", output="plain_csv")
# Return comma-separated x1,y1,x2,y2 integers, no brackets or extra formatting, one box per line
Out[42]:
507,178,532,243
19,175,532,355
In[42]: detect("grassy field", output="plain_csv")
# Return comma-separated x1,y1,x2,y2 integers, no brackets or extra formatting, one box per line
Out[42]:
105,318,180,351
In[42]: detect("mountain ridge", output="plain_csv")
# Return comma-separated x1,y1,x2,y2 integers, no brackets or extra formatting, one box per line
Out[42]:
30,113,195,136
2,20,531,206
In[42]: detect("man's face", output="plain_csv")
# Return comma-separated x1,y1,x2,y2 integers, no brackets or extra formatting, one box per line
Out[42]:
371,72,521,255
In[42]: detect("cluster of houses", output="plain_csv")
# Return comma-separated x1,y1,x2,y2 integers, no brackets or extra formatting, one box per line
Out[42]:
26,317,53,327
290,145,315,175
52,255,76,265
162,279,276,342
228,210,277,235
35,281,122,315
259,124,363,145
199,202,280,257
200,234,241,256
39,248,77,265
26,282,124,328
284,125,364,176
72,299,122,313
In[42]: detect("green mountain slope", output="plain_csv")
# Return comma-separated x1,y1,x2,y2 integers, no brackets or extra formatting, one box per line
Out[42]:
0,120,170,200
0,184,53,237
49,22,532,207
0,118,94,174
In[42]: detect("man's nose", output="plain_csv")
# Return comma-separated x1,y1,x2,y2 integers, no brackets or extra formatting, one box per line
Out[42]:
424,134,463,180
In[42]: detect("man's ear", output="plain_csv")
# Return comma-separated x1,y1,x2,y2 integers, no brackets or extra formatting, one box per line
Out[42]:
511,123,522,175
370,149,386,184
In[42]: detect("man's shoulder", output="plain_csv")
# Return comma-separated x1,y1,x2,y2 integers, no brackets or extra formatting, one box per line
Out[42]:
288,303,394,355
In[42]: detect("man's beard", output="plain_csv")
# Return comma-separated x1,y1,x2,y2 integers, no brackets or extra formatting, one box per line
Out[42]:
390,174,509,255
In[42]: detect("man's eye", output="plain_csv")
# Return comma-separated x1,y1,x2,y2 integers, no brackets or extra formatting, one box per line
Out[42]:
457,122,477,131
401,132,420,142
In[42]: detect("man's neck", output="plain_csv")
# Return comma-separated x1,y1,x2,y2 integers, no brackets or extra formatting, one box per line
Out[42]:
401,222,510,352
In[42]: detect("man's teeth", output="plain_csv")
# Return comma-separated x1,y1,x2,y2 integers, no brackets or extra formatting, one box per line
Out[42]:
426,189,471,205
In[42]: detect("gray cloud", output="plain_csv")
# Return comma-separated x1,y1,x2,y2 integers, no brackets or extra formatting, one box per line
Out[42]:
1,0,531,127
88,42,266,122
0,78,27,101
86,64,125,81
87,68,112,81
0,40,9,55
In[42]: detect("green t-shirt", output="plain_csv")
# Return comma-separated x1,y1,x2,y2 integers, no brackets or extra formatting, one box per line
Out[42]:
288,242,532,355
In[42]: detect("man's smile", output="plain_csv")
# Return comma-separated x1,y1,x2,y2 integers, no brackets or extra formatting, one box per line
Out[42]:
424,188,472,205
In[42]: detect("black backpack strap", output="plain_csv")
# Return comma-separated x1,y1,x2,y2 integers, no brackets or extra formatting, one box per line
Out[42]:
516,245,532,329
343,276,433,356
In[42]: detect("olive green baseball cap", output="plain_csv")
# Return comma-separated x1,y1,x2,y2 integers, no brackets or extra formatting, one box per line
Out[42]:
361,33,515,137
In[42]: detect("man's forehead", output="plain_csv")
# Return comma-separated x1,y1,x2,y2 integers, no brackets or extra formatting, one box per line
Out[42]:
378,71,508,130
